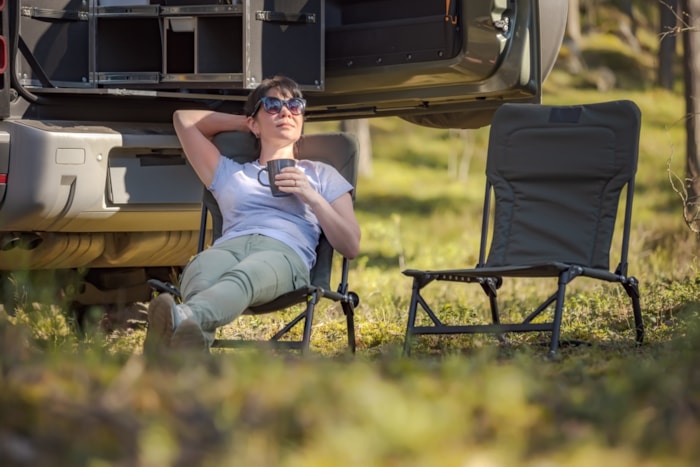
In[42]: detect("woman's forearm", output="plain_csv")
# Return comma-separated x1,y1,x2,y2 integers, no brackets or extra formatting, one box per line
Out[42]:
173,110,249,139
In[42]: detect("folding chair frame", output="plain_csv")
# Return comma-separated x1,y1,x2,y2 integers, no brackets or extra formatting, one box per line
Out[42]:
402,101,644,357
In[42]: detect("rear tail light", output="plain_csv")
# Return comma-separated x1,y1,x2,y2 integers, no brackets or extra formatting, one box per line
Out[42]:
0,0,5,74
0,36,6,74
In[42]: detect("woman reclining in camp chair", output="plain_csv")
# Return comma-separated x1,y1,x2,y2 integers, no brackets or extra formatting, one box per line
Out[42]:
144,75,361,353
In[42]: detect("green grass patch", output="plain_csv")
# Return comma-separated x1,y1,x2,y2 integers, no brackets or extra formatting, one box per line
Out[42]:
3,22,700,464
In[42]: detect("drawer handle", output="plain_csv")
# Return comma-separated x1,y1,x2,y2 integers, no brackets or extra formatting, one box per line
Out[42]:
255,11,316,24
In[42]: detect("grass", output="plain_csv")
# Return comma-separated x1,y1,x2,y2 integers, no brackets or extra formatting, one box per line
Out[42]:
3,26,700,467
4,84,700,464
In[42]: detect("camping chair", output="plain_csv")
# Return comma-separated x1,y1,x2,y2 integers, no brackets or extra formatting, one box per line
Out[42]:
150,131,360,354
402,100,644,357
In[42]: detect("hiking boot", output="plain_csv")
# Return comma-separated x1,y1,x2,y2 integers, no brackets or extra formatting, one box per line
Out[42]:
171,319,209,353
144,293,176,354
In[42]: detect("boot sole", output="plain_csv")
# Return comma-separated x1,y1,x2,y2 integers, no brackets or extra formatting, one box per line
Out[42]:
144,293,175,353
171,319,209,353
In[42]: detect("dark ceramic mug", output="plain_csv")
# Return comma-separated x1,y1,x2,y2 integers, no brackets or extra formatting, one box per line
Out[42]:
257,159,296,197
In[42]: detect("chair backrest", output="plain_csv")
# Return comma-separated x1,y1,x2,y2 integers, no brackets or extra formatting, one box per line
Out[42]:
203,131,359,289
483,100,641,270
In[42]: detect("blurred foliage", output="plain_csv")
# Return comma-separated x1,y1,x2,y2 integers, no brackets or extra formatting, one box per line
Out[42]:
2,1,700,465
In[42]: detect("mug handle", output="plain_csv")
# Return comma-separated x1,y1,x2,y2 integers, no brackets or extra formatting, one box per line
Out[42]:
257,167,270,187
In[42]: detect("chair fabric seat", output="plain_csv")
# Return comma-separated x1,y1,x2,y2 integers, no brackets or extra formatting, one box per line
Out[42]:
404,263,623,281
244,287,317,314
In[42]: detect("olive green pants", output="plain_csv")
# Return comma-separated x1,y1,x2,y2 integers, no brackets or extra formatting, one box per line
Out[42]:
179,234,310,345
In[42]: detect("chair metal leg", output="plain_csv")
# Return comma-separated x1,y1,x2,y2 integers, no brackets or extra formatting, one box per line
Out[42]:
480,277,505,343
621,276,644,344
403,279,421,356
300,293,318,354
270,310,306,341
343,300,356,353
631,297,644,344
548,278,569,357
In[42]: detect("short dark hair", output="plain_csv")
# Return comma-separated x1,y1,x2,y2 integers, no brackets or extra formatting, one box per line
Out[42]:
245,76,304,117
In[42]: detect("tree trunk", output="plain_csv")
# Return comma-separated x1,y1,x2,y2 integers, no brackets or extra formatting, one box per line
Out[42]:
659,0,679,90
565,0,587,73
683,0,700,232
340,118,373,178
567,0,582,47
620,0,636,35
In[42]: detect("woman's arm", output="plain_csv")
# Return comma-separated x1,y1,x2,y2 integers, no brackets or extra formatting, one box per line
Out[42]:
173,110,249,186
320,193,361,259
274,167,360,258
303,190,361,259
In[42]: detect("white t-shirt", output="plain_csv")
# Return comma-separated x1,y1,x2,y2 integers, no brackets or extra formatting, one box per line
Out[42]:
209,157,353,270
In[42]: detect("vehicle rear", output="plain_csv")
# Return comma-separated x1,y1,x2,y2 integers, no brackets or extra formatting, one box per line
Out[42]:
0,0,567,308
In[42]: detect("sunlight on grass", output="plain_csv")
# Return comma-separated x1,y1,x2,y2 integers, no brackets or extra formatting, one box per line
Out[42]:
3,31,700,466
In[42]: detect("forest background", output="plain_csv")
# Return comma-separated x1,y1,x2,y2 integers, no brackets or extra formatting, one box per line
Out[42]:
2,0,700,466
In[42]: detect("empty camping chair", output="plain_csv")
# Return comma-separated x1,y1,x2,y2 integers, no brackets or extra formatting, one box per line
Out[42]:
151,131,360,353
402,100,644,356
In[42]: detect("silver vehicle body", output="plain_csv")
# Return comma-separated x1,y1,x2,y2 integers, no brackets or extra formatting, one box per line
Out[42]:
0,0,567,305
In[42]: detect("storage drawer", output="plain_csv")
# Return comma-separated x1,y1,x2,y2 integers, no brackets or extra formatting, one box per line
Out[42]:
327,15,460,70
244,0,323,90
18,0,91,87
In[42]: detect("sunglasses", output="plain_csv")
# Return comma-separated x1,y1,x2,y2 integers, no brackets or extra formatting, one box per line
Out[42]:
250,96,307,117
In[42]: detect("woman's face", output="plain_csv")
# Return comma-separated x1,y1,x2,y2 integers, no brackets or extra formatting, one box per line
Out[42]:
247,88,304,147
